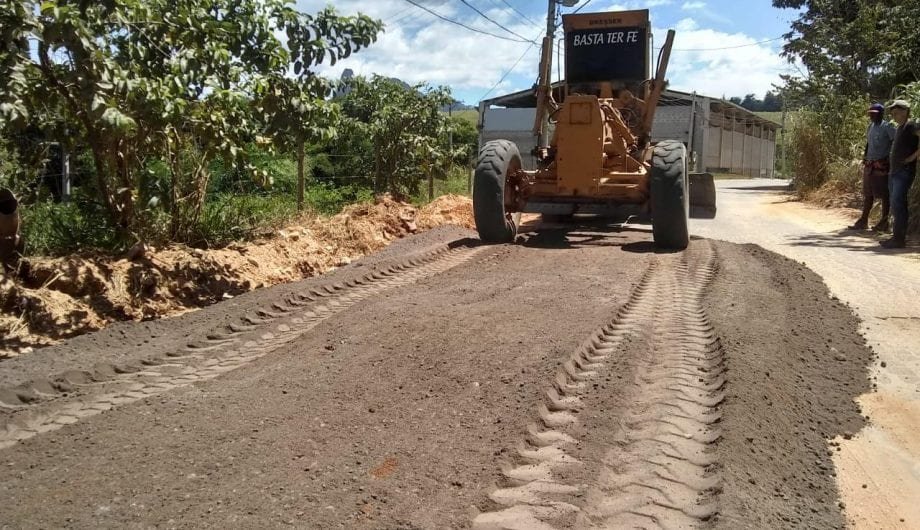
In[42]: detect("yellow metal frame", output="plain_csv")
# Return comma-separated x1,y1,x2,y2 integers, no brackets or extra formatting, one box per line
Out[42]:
518,9,675,210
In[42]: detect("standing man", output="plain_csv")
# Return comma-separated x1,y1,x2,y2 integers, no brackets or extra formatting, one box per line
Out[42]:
881,100,920,249
849,103,895,231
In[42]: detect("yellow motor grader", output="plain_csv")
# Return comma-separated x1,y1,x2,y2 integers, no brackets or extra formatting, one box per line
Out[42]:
473,8,716,249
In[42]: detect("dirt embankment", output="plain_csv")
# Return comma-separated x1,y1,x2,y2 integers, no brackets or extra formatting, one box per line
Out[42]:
804,179,863,211
0,195,473,356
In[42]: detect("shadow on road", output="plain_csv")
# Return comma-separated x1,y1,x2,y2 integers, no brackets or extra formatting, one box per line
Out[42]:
518,218,699,254
723,184,795,193
784,229,920,256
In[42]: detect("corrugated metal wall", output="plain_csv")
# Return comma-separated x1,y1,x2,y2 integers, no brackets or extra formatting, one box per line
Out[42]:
651,106,691,143
704,108,777,177
478,95,779,177
480,108,540,169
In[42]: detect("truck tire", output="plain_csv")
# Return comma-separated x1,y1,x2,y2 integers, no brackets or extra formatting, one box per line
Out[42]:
473,140,520,243
650,140,690,250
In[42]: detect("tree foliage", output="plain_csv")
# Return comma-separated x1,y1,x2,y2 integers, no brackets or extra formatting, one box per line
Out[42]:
774,1,920,232
0,0,382,239
774,0,920,100
728,91,784,112
334,76,459,197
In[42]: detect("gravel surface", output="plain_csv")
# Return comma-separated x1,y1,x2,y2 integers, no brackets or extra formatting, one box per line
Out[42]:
0,221,873,528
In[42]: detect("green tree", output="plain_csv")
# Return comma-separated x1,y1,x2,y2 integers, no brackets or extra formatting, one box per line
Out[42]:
0,0,381,239
337,76,457,197
773,0,920,100
447,115,479,167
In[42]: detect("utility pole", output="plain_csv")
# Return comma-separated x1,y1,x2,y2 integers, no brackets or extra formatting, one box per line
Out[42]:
296,139,305,211
532,0,557,144
780,91,788,180
687,91,697,172
61,143,71,204
534,2,579,143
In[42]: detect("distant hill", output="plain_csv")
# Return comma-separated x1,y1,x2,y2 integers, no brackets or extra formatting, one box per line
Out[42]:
333,69,476,111
333,68,412,99
444,101,476,112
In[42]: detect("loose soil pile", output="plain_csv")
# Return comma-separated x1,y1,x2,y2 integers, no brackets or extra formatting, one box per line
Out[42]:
0,194,473,355
704,243,872,528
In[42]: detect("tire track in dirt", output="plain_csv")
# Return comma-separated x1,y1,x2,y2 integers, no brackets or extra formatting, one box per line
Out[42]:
0,243,486,450
473,242,724,529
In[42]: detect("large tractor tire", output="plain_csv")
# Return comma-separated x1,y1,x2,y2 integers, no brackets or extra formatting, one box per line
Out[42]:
473,140,520,243
650,140,690,250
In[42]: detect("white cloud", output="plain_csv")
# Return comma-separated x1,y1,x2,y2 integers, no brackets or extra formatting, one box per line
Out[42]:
662,18,792,97
682,1,707,9
297,0,542,96
294,0,792,103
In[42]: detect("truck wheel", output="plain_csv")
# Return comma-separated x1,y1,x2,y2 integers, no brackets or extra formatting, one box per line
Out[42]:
650,140,690,250
473,140,520,243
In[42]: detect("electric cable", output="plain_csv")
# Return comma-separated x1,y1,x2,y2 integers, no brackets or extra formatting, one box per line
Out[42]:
400,0,532,43
571,0,595,15
496,0,541,28
479,39,538,101
661,36,784,52
458,0,536,43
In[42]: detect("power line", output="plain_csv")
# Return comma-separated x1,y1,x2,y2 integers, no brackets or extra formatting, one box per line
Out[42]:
400,0,532,43
387,8,424,29
496,0,541,28
552,0,592,30
458,0,536,43
479,29,545,101
572,0,595,14
663,36,785,52
384,4,415,23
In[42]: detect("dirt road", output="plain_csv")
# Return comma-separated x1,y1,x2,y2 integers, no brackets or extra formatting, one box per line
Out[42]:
0,187,882,529
691,179,920,529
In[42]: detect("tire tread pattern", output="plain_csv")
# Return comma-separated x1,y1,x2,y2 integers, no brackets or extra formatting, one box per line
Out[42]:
473,140,519,243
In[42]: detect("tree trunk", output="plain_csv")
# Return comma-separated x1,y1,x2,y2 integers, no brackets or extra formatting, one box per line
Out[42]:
297,139,305,211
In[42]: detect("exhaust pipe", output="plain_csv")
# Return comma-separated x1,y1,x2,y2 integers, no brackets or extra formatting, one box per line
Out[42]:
0,188,24,264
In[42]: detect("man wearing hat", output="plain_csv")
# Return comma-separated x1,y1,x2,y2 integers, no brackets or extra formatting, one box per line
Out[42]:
881,99,920,248
849,103,895,231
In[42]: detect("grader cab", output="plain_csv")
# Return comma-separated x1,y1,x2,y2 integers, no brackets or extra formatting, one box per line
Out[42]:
473,9,716,249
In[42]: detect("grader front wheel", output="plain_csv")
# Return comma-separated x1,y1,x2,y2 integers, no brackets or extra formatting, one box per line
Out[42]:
473,140,521,243
650,140,690,250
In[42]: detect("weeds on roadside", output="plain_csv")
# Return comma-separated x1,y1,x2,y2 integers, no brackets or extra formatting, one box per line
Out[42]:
788,97,866,196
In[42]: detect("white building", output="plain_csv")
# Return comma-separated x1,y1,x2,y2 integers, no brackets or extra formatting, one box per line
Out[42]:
478,84,780,177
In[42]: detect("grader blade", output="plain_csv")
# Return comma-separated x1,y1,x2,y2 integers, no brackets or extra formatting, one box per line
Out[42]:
689,173,717,219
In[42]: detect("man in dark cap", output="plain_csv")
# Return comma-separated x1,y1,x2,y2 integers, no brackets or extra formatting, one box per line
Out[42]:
881,99,920,248
850,103,896,230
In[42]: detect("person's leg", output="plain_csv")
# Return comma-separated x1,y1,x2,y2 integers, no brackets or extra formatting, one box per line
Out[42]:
873,166,891,230
879,174,891,228
852,164,872,229
886,168,914,244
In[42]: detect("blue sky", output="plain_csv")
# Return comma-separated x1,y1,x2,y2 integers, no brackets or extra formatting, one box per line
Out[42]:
298,1,803,104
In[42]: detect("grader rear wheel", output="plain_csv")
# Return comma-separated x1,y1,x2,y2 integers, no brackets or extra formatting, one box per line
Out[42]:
473,140,521,243
650,140,690,250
